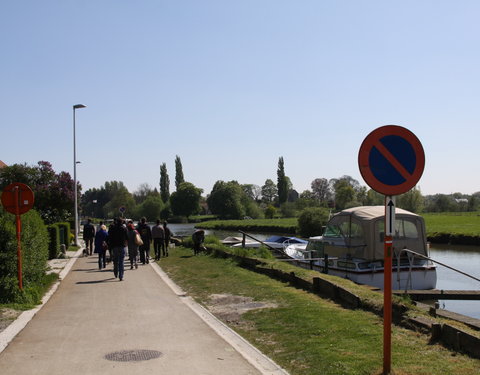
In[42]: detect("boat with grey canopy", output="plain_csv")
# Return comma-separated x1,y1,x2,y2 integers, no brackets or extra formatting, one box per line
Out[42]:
283,206,437,290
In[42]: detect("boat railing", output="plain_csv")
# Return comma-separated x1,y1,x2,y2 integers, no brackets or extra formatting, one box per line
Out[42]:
396,248,480,292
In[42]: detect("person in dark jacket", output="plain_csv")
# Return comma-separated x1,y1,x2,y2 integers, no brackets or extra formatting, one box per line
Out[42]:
94,224,109,270
83,219,96,256
108,218,128,281
151,219,165,260
136,217,152,264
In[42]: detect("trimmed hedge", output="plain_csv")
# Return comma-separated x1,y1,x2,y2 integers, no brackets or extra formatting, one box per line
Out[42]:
428,232,480,246
47,224,61,259
57,222,71,250
0,206,49,303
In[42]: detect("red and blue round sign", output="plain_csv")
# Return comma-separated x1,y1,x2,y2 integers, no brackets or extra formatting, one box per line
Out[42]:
358,125,425,196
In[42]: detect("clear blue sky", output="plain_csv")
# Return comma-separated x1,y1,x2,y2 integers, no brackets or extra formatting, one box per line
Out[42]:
2,1,479,197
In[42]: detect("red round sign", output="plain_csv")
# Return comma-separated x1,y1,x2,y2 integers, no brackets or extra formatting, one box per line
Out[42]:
358,125,425,195
1,183,35,215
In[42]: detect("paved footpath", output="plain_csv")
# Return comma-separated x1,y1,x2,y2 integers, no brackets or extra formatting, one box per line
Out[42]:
0,251,288,375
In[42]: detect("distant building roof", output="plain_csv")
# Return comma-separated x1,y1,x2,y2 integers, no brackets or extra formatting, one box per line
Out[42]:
0,160,7,169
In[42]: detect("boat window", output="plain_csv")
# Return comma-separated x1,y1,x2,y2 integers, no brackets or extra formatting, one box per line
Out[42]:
377,219,419,240
323,224,342,238
349,222,363,239
306,241,324,252
337,261,357,270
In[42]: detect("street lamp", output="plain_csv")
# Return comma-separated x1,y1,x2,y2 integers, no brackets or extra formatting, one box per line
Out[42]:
73,104,86,247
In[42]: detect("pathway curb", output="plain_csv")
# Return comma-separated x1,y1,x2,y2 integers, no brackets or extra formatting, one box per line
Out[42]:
0,248,83,354
150,261,290,375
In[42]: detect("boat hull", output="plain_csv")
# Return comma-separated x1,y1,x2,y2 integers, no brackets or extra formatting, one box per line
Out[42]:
288,256,437,290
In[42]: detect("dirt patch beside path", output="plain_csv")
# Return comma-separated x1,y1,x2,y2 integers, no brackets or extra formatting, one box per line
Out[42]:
206,294,278,326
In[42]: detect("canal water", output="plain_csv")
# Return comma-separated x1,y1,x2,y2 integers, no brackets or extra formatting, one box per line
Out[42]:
168,224,480,320
429,244,480,320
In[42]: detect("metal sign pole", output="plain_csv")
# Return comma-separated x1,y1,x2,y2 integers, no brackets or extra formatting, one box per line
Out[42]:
358,126,424,374
14,186,23,290
383,195,395,374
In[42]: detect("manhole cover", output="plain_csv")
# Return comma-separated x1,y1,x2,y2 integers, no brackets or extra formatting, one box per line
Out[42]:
105,349,162,362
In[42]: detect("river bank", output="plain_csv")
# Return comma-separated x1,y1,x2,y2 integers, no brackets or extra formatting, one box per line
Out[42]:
159,245,480,374
197,214,480,245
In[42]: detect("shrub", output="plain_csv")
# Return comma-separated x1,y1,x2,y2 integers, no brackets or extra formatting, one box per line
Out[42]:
0,207,49,303
47,224,61,259
297,207,330,237
265,205,277,219
57,222,71,250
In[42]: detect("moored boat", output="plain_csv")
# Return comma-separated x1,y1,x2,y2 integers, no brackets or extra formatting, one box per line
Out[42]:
283,206,437,290
232,235,307,250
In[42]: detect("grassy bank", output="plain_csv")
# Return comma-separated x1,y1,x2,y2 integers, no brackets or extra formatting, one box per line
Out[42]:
197,218,298,234
158,247,480,375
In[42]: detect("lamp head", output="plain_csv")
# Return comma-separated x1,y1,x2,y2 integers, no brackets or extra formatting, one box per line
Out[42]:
73,104,86,109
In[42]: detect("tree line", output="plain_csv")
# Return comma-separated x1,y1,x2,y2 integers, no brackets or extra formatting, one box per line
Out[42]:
1,156,480,224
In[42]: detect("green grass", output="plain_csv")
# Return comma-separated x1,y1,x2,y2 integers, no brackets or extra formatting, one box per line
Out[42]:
0,272,59,309
423,212,480,236
158,247,480,375
198,212,480,239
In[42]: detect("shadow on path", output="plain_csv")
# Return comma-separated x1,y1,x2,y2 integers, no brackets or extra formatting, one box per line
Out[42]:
76,278,117,284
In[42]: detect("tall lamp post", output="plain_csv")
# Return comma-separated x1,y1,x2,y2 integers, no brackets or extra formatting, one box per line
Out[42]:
73,104,86,247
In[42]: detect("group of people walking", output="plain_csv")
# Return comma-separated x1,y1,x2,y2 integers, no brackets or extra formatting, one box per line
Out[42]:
83,217,172,281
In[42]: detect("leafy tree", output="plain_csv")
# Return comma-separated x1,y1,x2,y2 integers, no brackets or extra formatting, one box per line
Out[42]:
311,178,331,203
133,183,155,204
277,157,289,205
364,189,383,206
0,161,76,224
330,175,362,210
170,182,202,218
424,194,455,212
468,195,479,212
356,186,368,206
137,195,164,221
397,187,424,213
81,186,111,218
102,181,136,219
175,155,185,190
296,190,320,210
207,180,245,219
261,179,277,203
297,207,330,237
160,163,170,203
334,180,356,210
241,184,261,201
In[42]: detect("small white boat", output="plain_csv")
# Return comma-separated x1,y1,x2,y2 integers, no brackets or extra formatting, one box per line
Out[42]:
221,236,253,246
283,206,437,290
232,235,308,250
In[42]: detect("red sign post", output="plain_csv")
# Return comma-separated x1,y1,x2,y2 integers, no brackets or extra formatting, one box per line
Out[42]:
1,183,35,290
358,125,424,374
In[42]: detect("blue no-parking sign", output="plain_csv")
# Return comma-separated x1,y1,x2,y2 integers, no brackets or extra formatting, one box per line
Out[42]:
358,125,425,196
